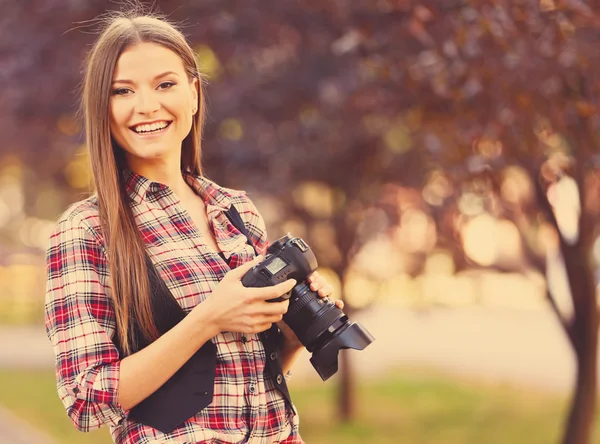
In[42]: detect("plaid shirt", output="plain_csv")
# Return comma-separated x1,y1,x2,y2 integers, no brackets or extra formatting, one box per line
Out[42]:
45,169,302,444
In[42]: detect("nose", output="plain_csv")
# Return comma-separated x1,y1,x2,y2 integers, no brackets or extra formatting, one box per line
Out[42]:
135,89,160,115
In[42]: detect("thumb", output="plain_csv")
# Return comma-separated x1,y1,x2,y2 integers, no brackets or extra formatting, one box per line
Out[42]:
226,255,264,281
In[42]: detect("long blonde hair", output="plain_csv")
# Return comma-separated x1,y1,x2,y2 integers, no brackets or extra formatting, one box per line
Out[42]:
80,11,206,355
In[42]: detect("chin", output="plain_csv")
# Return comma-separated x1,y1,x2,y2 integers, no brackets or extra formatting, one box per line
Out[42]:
128,147,176,162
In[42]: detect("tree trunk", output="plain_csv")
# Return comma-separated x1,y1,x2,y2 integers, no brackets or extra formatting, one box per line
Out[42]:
562,338,598,444
560,252,598,444
338,348,355,422
331,215,357,424
555,162,598,444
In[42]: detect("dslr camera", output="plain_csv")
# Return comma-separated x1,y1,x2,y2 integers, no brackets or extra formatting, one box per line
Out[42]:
241,234,375,381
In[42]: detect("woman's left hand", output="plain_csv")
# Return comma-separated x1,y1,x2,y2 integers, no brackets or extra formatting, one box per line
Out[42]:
277,270,344,349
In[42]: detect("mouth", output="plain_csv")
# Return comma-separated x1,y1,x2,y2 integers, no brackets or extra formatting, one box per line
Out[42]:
129,120,172,136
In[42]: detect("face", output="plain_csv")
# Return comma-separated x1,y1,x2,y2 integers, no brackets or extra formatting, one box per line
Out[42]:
109,42,198,170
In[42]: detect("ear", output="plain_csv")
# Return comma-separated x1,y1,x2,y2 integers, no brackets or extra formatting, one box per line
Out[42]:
190,77,199,106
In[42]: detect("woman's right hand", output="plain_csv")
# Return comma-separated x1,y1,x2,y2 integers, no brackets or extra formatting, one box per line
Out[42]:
199,255,296,335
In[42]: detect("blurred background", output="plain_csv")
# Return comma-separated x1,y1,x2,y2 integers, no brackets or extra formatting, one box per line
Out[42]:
2,0,600,443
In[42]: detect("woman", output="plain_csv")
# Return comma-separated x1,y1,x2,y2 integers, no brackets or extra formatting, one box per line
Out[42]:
44,11,339,444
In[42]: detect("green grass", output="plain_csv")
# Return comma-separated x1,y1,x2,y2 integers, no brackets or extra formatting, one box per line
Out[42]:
291,371,600,444
0,368,599,444
0,369,111,444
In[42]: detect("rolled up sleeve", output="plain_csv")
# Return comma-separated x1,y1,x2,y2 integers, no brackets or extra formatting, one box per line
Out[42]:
44,214,128,431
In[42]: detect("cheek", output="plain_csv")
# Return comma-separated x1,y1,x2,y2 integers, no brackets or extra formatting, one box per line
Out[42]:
108,105,131,151
110,100,130,125
169,97,193,129
109,103,128,137
171,96,191,116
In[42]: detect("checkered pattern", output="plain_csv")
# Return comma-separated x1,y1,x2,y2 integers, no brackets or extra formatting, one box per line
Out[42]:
45,169,302,443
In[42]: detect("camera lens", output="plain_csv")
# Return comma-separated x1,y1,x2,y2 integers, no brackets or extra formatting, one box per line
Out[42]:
242,233,374,381
282,281,374,380
283,283,347,351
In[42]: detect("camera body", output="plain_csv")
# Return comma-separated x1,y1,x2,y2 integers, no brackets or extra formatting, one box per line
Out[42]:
240,235,317,300
241,234,374,381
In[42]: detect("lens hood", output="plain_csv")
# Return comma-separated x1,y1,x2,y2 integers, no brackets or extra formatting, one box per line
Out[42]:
309,322,375,381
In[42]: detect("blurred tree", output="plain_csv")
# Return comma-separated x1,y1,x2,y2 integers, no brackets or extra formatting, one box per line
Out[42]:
4,0,600,442
192,0,600,440
367,2,599,443
189,3,600,440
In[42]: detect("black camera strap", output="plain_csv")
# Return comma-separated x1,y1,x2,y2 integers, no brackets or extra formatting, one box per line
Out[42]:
223,204,294,410
223,205,258,255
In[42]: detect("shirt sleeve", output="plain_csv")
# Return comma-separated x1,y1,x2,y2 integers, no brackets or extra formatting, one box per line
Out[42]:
44,214,128,431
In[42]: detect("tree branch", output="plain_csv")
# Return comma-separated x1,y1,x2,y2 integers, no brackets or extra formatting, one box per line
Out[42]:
546,289,577,351
533,175,561,233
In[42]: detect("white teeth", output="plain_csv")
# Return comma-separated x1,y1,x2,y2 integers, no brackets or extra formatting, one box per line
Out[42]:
133,121,169,133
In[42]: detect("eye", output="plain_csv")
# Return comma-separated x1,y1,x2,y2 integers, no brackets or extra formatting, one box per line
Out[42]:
158,81,176,90
112,88,131,96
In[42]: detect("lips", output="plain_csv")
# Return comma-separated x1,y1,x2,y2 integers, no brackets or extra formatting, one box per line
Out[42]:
129,121,172,135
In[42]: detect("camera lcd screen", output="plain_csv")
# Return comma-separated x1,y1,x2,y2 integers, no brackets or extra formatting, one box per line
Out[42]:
266,257,287,275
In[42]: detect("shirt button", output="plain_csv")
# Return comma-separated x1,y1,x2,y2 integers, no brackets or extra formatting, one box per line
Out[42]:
241,335,248,344
276,374,283,384
249,384,256,394
73,387,80,394
270,352,277,361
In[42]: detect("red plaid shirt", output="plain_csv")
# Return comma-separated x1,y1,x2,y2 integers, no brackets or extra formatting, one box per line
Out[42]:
45,169,302,444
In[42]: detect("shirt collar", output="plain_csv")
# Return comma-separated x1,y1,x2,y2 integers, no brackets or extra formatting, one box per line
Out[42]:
123,168,152,204
183,171,233,213
123,168,234,212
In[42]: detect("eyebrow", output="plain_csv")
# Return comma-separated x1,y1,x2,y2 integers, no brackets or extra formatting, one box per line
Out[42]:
112,71,180,85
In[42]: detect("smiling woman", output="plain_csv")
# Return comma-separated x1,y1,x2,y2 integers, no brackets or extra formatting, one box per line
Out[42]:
110,45,198,173
44,6,339,444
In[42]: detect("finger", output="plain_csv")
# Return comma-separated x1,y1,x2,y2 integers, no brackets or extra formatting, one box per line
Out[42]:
252,322,273,334
249,298,290,316
310,276,329,293
265,313,284,323
307,271,320,283
269,300,289,315
227,255,264,281
249,279,297,301
335,300,344,309
274,278,297,297
309,275,325,291
318,285,334,298
251,308,287,325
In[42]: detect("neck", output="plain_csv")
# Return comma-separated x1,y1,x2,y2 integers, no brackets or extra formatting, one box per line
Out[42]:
126,155,191,198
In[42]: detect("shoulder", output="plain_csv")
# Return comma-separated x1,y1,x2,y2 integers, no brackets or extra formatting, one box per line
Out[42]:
200,177,268,243
200,176,261,217
226,189,259,213
51,195,104,245
225,188,264,222
197,175,245,199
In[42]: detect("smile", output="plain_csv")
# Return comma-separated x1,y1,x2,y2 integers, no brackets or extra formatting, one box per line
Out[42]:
130,121,172,135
